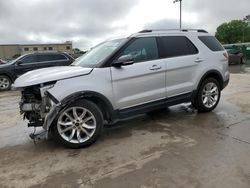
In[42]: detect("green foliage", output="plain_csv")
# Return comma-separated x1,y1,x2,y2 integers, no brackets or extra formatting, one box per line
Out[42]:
243,15,250,22
73,48,86,54
215,19,250,44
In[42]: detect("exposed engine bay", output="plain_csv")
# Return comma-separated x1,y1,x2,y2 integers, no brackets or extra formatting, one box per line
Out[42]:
20,83,55,128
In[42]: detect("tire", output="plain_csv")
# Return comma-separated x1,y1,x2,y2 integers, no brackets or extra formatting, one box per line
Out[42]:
193,78,221,112
241,56,247,64
51,99,104,148
0,75,11,91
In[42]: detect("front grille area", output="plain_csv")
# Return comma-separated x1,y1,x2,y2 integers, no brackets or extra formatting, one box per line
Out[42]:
21,86,42,103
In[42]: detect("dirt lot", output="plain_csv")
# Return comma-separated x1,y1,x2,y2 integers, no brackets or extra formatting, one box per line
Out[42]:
1,65,250,188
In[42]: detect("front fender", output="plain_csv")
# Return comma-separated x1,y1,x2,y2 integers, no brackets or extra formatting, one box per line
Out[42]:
43,91,115,131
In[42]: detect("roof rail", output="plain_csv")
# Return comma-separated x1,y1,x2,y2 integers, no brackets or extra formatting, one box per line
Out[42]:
138,29,152,33
138,29,208,33
181,29,208,33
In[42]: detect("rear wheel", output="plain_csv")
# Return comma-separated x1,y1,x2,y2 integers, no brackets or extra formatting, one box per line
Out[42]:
241,56,247,64
0,75,11,91
193,78,221,112
52,99,103,148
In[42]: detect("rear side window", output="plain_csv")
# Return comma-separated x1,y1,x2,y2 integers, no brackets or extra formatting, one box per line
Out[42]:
198,36,224,51
52,54,67,60
38,54,67,62
160,36,198,58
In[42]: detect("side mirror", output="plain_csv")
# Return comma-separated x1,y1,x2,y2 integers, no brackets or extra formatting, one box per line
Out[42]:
113,55,134,67
16,61,23,66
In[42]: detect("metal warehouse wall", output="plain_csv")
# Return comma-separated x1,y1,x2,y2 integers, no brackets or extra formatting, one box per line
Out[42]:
0,45,20,60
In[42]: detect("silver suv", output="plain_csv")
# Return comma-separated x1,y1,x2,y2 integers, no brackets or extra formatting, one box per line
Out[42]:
14,29,229,148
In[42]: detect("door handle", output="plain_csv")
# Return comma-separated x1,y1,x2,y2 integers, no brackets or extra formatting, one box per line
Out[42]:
194,58,204,63
149,65,162,70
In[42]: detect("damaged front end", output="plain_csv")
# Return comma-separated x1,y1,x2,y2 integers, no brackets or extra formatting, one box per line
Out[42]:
19,82,60,138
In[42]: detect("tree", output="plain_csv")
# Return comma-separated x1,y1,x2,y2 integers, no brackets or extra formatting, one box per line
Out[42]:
73,48,86,54
215,20,250,44
243,15,250,23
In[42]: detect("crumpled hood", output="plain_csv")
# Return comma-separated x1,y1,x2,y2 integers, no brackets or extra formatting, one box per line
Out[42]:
14,66,93,88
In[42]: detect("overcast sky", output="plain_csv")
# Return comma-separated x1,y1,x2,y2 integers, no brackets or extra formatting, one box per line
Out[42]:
0,0,249,50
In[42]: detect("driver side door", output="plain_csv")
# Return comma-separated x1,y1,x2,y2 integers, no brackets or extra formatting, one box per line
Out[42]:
14,55,38,76
110,37,166,110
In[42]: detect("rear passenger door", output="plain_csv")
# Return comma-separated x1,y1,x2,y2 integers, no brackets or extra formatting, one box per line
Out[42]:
50,54,71,66
158,36,200,98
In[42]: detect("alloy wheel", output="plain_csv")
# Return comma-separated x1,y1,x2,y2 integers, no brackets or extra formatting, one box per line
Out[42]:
0,77,10,90
201,82,219,108
57,107,97,144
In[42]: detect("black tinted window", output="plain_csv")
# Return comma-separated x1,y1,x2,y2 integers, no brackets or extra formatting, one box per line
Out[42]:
38,54,67,62
198,36,224,51
21,55,37,64
53,54,67,60
160,36,198,58
119,37,159,62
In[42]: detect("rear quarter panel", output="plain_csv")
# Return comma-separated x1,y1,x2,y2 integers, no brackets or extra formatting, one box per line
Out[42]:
189,33,229,90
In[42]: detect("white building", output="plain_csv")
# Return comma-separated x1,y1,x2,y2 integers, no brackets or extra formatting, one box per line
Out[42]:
0,41,73,60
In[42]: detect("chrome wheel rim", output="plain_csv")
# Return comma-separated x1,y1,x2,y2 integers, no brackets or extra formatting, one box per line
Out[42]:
57,107,96,144
202,82,219,108
0,77,10,89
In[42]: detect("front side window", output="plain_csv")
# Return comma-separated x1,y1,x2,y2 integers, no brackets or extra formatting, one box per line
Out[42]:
20,55,37,64
160,36,198,58
118,37,159,63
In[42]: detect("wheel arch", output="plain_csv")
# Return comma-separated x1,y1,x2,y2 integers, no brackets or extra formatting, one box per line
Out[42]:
59,91,115,123
0,72,14,83
196,70,224,92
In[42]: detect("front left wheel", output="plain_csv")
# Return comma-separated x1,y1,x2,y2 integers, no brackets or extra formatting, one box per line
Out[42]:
51,99,103,148
0,75,11,91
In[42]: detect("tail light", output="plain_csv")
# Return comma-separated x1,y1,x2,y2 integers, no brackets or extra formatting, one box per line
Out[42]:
223,52,228,60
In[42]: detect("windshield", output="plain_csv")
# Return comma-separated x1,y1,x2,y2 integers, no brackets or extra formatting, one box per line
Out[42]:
72,38,126,68
8,54,26,64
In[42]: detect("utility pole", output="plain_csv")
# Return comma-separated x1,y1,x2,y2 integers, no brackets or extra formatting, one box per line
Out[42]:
173,0,182,30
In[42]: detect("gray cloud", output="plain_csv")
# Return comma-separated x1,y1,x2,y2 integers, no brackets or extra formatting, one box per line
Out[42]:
144,19,179,30
0,0,139,49
184,0,250,33
0,0,249,49
145,0,249,34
